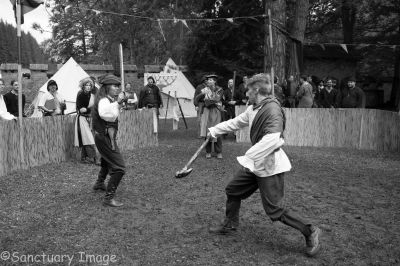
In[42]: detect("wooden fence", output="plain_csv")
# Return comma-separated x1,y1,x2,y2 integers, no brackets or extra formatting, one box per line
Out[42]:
0,109,157,177
235,106,400,152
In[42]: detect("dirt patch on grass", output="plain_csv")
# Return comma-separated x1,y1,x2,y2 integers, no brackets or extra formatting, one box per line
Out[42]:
0,118,399,265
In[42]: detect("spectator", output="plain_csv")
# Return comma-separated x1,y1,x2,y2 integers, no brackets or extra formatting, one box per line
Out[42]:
194,75,207,138
286,75,298,107
320,79,339,108
296,75,314,108
195,74,224,159
74,77,99,165
0,79,16,120
313,80,324,107
307,75,317,93
234,75,248,105
138,76,163,116
38,80,66,116
222,79,236,122
3,80,26,117
337,76,365,108
125,82,138,110
273,76,285,105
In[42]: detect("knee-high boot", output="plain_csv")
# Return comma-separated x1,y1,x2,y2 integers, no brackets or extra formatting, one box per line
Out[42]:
103,172,124,207
93,167,108,191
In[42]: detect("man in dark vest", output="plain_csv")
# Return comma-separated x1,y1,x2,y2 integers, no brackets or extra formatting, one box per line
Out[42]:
207,73,322,257
338,76,365,108
138,76,163,116
4,80,26,117
92,74,128,207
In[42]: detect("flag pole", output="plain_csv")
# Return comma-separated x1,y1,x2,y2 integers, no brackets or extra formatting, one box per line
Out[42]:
17,0,25,165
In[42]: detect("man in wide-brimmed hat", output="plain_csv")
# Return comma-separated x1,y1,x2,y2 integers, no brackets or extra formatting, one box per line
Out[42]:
194,75,208,138
92,74,129,207
138,76,163,116
195,73,224,159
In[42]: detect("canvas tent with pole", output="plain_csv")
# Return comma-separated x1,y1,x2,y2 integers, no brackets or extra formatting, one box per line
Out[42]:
144,58,196,121
30,57,92,117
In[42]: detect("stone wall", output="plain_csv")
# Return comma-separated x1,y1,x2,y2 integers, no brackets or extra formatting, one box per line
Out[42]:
0,63,143,103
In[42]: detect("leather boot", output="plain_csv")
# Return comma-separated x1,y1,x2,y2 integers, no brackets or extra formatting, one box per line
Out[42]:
93,167,108,191
209,198,240,235
103,172,123,207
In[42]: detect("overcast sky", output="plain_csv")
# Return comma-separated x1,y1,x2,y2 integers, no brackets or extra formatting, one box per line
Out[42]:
0,1,52,44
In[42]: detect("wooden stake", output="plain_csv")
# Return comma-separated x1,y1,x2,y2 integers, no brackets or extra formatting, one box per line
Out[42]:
17,0,24,165
119,43,125,91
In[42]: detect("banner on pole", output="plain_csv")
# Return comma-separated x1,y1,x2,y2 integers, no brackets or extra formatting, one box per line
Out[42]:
10,0,44,24
340,44,348,53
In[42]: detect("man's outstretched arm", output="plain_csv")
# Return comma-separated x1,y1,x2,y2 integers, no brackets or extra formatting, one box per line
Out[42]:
208,107,251,137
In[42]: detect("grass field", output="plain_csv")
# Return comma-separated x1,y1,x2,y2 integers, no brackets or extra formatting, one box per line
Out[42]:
0,117,399,265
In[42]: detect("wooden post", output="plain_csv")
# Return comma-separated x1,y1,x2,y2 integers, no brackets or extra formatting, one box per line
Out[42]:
268,8,275,96
232,71,237,100
119,43,125,91
263,1,268,74
17,0,24,165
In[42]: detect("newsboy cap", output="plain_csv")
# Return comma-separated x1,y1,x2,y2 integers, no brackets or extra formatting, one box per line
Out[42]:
100,74,121,85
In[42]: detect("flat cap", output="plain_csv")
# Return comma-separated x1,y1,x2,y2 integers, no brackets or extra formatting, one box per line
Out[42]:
100,74,121,85
348,76,356,82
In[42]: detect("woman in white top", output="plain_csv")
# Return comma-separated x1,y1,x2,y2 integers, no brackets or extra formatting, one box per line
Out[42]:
38,80,66,116
0,78,16,120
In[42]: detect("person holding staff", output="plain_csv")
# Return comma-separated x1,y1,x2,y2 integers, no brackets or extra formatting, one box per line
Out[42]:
195,74,225,159
207,73,322,257
92,75,128,207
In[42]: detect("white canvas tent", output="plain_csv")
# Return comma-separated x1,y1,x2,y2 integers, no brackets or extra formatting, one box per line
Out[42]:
30,57,91,117
144,58,196,121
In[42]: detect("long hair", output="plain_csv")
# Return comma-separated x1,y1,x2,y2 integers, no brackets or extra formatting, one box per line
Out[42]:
79,77,94,90
94,84,112,108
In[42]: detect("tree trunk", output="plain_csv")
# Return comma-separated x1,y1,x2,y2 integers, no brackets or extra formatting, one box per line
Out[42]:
390,13,400,111
392,49,400,111
341,0,356,43
265,0,286,81
287,0,309,78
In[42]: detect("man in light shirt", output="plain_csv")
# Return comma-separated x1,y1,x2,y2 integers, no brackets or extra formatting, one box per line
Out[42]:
91,74,128,207
208,73,322,257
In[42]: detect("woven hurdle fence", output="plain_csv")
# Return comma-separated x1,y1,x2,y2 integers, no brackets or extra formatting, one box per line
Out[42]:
235,106,400,152
0,109,157,177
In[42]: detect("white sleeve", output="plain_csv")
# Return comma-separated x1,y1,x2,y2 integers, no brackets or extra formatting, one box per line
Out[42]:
0,97,15,120
127,93,138,104
38,92,49,107
98,98,120,122
208,107,251,137
236,133,284,171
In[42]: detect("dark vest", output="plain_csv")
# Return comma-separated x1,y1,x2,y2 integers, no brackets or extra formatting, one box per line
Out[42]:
92,97,118,134
250,97,286,145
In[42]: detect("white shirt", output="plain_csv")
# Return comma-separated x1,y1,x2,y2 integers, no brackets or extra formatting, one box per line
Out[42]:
208,105,292,177
127,93,138,104
38,91,64,108
98,97,120,122
0,95,15,120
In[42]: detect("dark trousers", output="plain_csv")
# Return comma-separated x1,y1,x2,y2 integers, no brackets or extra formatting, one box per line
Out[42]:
206,137,222,154
81,145,96,160
94,132,126,198
224,168,312,236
